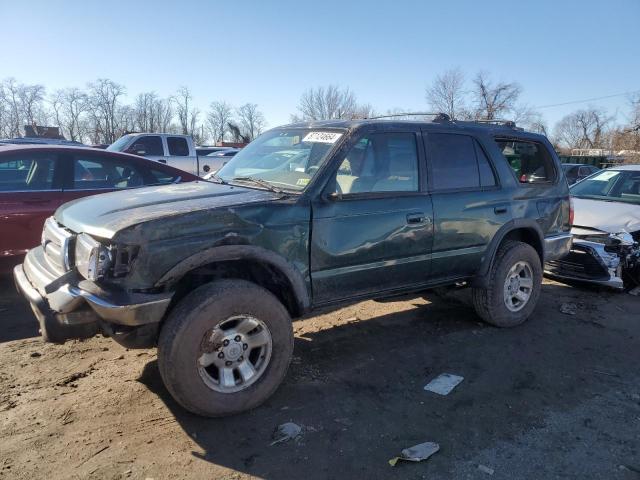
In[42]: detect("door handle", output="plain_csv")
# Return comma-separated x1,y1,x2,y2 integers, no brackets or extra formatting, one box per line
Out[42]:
158,159,167,164
406,213,427,224
494,207,508,214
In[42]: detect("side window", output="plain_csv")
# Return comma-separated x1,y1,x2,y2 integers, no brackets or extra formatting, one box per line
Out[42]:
148,168,181,185
495,139,555,184
130,136,164,156
0,153,56,191
475,142,497,187
429,133,479,190
167,137,189,156
578,166,591,177
73,155,144,190
335,132,418,194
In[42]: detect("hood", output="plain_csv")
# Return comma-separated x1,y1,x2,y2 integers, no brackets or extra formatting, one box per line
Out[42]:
55,181,282,239
572,197,640,235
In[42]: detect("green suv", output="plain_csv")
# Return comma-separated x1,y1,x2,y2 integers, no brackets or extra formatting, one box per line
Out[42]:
14,117,572,416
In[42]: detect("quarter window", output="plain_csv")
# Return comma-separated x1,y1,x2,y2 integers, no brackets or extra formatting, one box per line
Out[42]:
0,153,56,191
334,132,419,194
495,139,555,184
167,137,189,156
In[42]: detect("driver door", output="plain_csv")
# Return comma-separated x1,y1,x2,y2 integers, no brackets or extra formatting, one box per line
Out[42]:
310,129,434,305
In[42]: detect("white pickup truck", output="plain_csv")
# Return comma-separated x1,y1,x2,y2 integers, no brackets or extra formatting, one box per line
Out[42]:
107,133,227,177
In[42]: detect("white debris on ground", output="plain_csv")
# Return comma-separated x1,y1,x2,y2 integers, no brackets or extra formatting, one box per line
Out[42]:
388,441,440,466
424,373,464,395
560,303,578,315
478,464,495,475
270,422,302,445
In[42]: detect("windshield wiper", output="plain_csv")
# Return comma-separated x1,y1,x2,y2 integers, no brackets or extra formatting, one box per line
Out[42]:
231,176,282,193
207,174,228,184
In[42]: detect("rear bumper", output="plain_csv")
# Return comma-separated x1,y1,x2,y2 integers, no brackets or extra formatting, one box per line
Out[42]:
14,247,172,345
543,233,573,262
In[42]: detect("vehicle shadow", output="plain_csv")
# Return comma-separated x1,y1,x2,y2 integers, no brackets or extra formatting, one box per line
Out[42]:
136,283,631,480
0,275,39,343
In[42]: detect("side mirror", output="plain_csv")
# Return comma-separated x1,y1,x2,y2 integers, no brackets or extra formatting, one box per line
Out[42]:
323,191,341,202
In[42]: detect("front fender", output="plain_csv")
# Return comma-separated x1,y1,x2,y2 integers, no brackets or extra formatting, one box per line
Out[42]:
155,244,311,313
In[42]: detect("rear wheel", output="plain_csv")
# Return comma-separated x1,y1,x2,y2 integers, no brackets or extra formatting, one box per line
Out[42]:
158,279,293,417
472,241,542,327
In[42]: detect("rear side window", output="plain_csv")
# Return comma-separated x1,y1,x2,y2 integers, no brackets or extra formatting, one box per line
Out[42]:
429,134,496,190
167,137,189,156
73,155,145,190
495,139,555,184
149,168,181,185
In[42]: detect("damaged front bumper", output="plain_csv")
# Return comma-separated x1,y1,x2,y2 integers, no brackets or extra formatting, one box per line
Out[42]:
14,246,172,347
546,231,640,290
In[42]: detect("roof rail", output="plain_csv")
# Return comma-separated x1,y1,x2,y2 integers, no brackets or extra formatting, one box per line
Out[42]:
471,119,517,128
367,112,451,122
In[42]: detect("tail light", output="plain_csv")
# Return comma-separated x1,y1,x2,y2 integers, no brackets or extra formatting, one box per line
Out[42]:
569,196,574,226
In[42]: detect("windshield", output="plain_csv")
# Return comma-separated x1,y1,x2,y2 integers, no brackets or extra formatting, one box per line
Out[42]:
570,169,640,205
106,135,133,152
217,129,344,191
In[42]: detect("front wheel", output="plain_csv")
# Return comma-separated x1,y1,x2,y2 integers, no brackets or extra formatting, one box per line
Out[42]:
158,279,294,417
472,240,542,327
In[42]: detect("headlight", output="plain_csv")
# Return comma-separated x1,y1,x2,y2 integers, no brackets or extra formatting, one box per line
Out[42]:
75,233,112,281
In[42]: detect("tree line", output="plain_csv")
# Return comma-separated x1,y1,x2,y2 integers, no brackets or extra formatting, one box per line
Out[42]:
0,77,266,145
2,74,638,155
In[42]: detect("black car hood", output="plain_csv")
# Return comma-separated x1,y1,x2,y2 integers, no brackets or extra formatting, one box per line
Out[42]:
55,181,281,239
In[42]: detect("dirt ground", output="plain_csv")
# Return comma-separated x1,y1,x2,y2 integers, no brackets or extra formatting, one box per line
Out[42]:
0,276,639,480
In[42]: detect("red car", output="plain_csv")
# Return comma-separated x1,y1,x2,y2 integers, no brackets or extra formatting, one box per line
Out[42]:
0,144,199,272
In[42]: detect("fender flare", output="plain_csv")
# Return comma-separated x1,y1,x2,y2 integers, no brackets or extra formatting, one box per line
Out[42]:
155,244,311,313
472,219,545,288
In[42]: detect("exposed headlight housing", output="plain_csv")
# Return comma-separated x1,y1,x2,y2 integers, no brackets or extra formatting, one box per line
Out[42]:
75,233,112,281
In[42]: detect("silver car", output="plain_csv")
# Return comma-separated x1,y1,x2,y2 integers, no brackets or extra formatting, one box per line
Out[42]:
546,165,640,289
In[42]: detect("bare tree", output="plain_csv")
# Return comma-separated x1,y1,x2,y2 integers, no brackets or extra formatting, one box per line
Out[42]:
236,103,266,141
173,86,199,136
228,121,250,143
293,85,364,121
207,101,233,143
133,92,174,133
426,68,468,119
472,72,521,120
553,107,612,149
18,84,46,126
1,78,24,137
87,79,126,143
50,88,89,142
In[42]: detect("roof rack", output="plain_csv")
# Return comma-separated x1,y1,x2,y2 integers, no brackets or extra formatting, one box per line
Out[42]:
471,119,517,128
367,112,451,122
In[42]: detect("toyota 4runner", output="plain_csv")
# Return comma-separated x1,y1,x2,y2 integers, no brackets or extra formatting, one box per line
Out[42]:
14,116,572,417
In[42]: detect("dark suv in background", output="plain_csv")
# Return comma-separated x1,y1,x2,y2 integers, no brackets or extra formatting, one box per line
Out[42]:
14,115,572,417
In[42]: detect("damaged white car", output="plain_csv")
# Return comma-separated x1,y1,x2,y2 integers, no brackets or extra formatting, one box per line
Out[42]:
546,165,640,290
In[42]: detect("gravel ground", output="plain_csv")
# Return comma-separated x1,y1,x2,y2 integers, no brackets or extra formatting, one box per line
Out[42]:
0,276,638,480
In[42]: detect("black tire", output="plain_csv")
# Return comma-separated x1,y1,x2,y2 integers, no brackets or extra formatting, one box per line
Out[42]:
472,240,542,327
158,279,294,417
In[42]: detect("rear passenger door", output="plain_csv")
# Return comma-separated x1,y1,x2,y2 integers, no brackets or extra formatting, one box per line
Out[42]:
311,129,434,304
424,131,511,280
166,136,197,175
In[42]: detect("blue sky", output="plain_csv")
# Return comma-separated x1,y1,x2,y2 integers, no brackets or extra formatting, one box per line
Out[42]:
1,0,638,130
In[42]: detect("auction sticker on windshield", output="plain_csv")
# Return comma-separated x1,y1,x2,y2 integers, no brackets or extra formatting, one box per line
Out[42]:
303,131,343,144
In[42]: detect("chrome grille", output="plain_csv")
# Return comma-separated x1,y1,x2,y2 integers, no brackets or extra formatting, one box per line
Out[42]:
41,217,74,274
